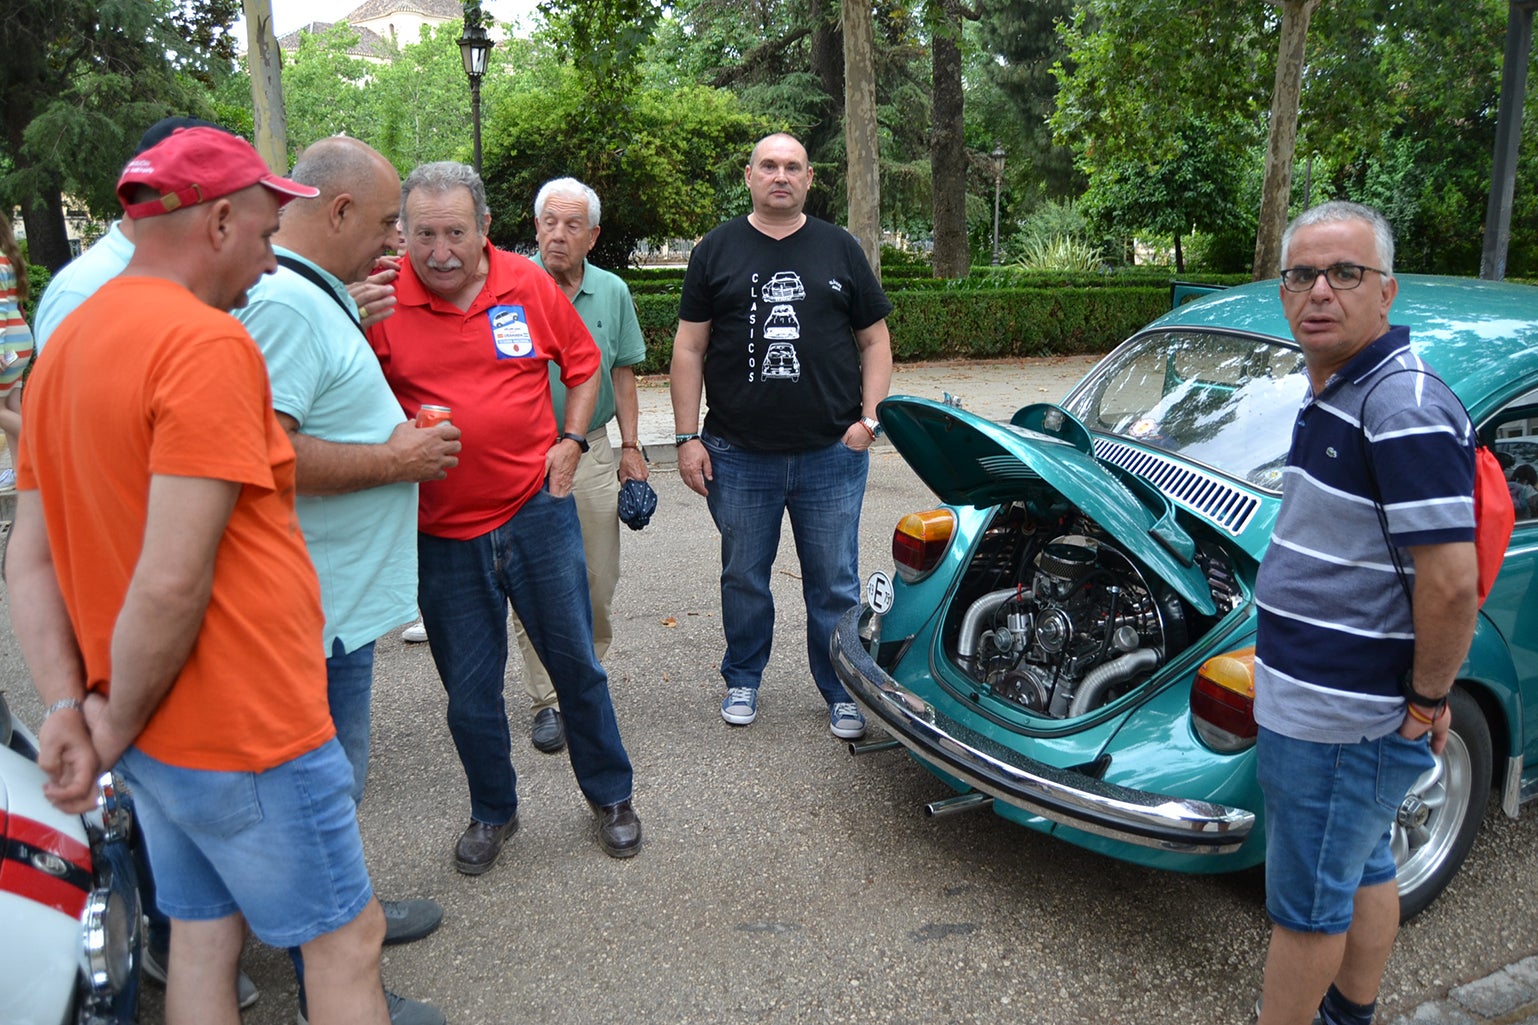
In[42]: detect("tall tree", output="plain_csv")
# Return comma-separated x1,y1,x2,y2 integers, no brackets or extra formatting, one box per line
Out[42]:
0,0,220,269
843,0,881,273
973,0,1078,202
928,0,980,278
1082,117,1247,273
482,70,762,265
1252,0,1321,278
243,0,287,172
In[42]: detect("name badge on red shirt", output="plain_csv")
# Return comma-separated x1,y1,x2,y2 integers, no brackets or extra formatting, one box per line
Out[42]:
489,305,535,359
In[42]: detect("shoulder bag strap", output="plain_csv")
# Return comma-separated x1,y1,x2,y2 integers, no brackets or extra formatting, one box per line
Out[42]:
275,255,366,338
1356,366,1475,611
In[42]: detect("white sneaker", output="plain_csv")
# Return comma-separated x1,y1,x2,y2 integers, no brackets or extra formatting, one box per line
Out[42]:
401,620,427,643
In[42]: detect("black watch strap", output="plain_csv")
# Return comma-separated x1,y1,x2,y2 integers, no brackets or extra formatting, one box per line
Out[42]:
561,431,590,453
1400,673,1447,709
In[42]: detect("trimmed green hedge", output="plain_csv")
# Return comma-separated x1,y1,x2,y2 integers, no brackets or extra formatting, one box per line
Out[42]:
632,282,1178,374
884,286,1169,362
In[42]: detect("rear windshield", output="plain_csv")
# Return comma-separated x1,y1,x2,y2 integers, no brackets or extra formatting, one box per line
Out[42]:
1061,329,1307,492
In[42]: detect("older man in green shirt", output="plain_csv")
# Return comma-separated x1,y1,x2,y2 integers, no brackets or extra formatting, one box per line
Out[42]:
513,176,648,753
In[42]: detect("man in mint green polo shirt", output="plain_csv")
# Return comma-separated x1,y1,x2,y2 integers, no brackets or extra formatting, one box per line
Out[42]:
235,135,462,1025
513,176,648,754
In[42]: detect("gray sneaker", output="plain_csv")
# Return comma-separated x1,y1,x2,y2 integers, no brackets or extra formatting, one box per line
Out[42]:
298,990,445,1025
721,687,758,725
829,702,867,740
142,943,260,1009
381,897,444,945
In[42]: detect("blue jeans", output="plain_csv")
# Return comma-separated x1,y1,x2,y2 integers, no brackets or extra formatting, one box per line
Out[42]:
418,487,633,824
702,432,869,705
327,638,375,805
119,740,372,949
147,640,378,960
1257,725,1434,933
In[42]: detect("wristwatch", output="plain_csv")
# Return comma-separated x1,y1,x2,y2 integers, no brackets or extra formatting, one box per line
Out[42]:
1400,671,1448,711
560,431,590,453
860,416,883,438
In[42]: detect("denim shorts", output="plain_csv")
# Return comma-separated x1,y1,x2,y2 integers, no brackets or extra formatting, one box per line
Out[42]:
118,739,373,949
1256,726,1434,934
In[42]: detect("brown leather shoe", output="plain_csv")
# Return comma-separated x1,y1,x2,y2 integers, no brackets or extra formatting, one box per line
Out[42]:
453,815,518,875
594,799,642,858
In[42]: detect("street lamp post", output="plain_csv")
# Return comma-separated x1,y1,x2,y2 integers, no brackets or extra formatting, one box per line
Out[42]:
458,7,495,174
990,144,1006,266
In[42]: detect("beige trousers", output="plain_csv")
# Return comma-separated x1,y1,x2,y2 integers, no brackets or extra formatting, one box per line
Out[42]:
514,425,620,711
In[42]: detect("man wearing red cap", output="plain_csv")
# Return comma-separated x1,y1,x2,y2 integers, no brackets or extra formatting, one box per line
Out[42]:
6,127,391,1025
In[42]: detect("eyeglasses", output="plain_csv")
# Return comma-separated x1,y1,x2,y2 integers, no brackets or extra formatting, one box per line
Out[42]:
1279,262,1389,292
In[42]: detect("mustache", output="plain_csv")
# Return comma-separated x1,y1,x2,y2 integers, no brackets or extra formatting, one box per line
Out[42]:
425,255,464,272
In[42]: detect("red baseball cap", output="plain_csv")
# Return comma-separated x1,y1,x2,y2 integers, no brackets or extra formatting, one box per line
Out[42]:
117,127,319,219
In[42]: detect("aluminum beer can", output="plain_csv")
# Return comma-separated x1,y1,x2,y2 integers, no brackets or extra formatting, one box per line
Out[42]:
416,404,452,428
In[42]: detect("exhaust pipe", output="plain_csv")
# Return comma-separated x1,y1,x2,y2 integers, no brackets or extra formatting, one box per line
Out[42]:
926,792,994,817
848,738,901,755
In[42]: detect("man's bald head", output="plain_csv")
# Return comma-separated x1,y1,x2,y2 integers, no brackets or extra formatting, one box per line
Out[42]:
290,136,397,200
280,136,402,283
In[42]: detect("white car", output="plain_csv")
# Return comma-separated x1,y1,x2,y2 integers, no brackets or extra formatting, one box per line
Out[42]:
764,304,801,340
762,272,806,302
0,691,142,1024
762,341,801,381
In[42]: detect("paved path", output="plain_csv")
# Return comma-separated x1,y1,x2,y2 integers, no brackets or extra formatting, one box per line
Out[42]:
5,353,1535,1022
646,354,1538,1025
1395,956,1538,1024
632,354,1102,466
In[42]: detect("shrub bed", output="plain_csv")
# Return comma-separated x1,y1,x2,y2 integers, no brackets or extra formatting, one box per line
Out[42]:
632,281,1181,374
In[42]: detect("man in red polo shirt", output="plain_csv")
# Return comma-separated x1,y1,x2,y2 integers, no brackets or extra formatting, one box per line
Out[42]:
367,161,639,875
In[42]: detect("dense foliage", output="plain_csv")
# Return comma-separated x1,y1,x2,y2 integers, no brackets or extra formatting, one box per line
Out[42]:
5,0,1537,280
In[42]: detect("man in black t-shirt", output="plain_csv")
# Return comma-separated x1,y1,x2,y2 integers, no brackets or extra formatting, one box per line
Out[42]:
670,133,893,741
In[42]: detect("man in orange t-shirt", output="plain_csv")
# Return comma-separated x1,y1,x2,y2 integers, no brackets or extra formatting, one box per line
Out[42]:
6,128,390,1025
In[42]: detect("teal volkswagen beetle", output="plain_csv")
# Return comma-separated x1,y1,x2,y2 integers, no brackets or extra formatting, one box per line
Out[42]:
833,275,1538,919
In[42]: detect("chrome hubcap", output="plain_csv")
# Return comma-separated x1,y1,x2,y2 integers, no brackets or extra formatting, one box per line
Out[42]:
1392,731,1470,897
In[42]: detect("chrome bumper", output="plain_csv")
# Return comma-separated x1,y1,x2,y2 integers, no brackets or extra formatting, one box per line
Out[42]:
832,606,1255,855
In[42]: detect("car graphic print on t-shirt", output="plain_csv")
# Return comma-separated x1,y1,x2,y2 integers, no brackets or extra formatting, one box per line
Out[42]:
762,271,806,302
489,305,535,359
747,271,805,385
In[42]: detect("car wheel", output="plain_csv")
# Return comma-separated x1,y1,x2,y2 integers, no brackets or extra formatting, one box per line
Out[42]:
1394,686,1492,922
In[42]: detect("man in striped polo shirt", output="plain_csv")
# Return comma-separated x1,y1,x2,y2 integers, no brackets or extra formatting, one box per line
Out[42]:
1253,202,1479,1025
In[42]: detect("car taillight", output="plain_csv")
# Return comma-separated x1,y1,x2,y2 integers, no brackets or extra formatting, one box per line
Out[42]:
891,509,955,583
1191,648,1257,752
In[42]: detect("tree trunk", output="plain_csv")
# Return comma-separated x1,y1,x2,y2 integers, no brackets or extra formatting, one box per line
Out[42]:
1174,233,1184,274
19,183,71,272
929,1,969,278
1251,0,1321,280
843,0,881,276
243,0,288,172
3,99,70,270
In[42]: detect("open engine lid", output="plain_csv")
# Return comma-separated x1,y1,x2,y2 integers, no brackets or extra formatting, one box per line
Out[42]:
878,396,1216,616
